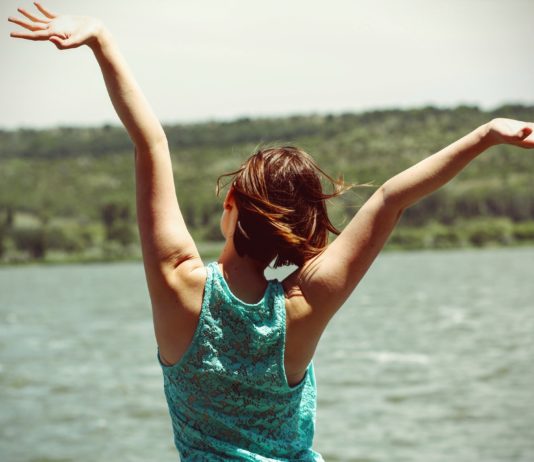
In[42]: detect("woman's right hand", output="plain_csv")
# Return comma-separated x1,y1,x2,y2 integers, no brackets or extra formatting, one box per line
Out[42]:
8,2,103,50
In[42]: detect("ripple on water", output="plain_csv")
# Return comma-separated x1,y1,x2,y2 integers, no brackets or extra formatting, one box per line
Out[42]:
358,351,431,365
2,250,534,462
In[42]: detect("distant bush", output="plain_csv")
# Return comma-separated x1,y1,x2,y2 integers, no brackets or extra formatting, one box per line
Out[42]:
12,226,47,259
512,221,534,242
460,218,513,247
0,207,14,258
426,222,464,249
385,218,534,251
388,227,427,250
107,222,136,247
45,222,96,252
0,227,6,258
101,240,133,260
100,202,136,246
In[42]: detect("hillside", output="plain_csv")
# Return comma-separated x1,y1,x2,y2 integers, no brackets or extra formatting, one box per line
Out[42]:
1,104,533,263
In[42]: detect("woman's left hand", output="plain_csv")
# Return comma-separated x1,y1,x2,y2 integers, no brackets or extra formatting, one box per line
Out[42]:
486,118,534,149
8,2,103,50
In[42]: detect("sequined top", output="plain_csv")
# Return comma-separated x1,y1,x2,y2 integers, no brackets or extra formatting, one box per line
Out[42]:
158,262,323,461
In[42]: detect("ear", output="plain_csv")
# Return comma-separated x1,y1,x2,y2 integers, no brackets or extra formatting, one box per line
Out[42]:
223,187,236,210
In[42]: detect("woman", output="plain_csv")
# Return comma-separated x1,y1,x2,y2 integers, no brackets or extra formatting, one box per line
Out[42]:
9,3,534,460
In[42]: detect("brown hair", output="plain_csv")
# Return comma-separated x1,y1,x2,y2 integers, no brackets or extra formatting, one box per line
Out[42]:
217,146,352,268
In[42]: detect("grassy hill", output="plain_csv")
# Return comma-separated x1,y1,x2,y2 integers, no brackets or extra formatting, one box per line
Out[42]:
1,104,533,263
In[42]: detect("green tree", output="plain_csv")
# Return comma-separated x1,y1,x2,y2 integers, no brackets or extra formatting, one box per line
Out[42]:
12,226,47,259
100,202,135,246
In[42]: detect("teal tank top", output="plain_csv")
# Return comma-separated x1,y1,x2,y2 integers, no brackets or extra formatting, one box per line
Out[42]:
158,262,323,461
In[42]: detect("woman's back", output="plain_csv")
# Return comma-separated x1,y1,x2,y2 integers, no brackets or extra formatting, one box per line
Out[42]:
159,262,323,461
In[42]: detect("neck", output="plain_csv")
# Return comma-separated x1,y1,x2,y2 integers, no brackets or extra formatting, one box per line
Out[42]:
217,238,269,302
218,238,267,276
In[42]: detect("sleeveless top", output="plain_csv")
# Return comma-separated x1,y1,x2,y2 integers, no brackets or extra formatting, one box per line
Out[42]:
158,262,323,461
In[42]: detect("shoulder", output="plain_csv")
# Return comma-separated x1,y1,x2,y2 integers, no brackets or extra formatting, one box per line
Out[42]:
281,274,313,321
282,256,344,323
164,258,207,305
151,257,208,366
281,269,329,380
148,256,207,320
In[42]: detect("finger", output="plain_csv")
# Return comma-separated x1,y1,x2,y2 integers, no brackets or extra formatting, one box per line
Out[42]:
8,16,47,31
17,7,49,23
10,29,52,41
33,2,57,19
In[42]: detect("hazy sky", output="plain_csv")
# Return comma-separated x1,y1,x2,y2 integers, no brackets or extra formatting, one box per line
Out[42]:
1,0,533,129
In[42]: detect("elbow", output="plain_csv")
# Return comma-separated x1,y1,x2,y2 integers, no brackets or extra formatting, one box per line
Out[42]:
377,183,408,225
149,134,169,152
134,128,168,153
378,182,407,216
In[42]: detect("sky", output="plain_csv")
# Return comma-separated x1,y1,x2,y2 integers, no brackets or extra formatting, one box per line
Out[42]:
1,0,533,129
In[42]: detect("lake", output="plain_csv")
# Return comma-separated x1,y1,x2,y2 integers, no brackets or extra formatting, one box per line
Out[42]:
1,248,533,461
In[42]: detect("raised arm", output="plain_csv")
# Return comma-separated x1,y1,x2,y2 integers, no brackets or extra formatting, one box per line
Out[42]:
299,118,534,317
9,3,202,292
87,24,202,277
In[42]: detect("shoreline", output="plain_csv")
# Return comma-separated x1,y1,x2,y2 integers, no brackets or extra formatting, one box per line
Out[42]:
2,240,533,267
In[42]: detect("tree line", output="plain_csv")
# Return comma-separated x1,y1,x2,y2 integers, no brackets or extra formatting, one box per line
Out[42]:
1,104,533,263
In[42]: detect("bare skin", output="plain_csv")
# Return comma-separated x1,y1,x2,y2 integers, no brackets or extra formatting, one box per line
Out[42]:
9,3,534,386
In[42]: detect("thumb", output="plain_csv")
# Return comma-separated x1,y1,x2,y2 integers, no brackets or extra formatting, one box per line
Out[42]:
49,35,78,50
517,126,533,139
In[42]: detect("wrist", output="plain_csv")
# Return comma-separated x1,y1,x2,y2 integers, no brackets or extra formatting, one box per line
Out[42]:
87,21,110,51
476,121,499,150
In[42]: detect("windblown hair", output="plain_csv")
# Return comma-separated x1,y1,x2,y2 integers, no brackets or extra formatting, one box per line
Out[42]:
216,146,353,268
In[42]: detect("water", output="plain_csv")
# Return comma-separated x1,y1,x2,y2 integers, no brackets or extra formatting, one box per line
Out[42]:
1,248,533,462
